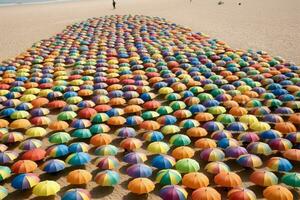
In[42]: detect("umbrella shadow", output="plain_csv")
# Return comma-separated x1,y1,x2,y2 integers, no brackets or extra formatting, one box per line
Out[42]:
57,184,74,197
248,185,264,199
8,189,32,199
90,186,114,198
31,196,56,200
123,193,150,200
120,178,132,190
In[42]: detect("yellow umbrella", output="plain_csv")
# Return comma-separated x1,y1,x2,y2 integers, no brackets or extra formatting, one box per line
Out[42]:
250,122,271,131
20,94,37,102
33,181,60,196
25,127,47,137
239,115,258,125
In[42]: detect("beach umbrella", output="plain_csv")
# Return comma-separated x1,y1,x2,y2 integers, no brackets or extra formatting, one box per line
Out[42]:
173,109,192,119
200,148,225,161
0,151,18,164
247,142,272,156
11,160,37,174
217,138,239,148
115,127,136,138
194,112,214,122
120,138,142,151
57,111,77,121
12,173,40,190
143,131,164,142
275,122,296,134
227,122,248,132
33,181,60,196
90,133,112,146
179,119,200,129
263,185,293,200
91,113,109,123
107,116,126,125
30,116,51,126
142,111,159,120
283,149,300,161
268,138,292,151
156,169,182,185
10,119,31,129
71,119,91,129
25,127,47,137
94,145,118,156
69,142,89,153
1,132,24,143
41,159,65,173
22,148,45,161
202,121,224,133
249,170,278,186
208,106,226,115
78,108,97,119
250,122,271,132
227,188,256,200
30,108,49,116
169,134,191,146
97,156,119,170
182,172,209,189
159,185,188,200
259,129,282,140
204,161,230,174
191,187,221,200
156,106,173,115
48,121,69,131
147,141,170,154
62,188,91,200
237,154,263,168
67,169,92,185
46,144,69,158
127,163,152,178
289,114,300,125
263,114,284,123
195,138,217,149
72,129,92,139
128,178,155,194
123,152,147,164
126,115,144,126
175,158,200,173
211,130,232,140
216,114,235,124
186,127,208,138
0,166,11,181
49,132,71,144
157,115,177,125
214,172,242,187
161,125,180,135
95,170,120,186
90,123,110,134
266,157,293,172
140,120,160,130
239,115,258,125
19,139,42,150
0,186,7,200
65,152,91,166
281,173,300,188
172,146,195,160
10,110,30,119
151,154,176,169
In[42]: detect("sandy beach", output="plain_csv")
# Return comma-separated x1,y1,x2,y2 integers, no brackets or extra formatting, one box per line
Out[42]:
1,1,300,200
0,0,300,64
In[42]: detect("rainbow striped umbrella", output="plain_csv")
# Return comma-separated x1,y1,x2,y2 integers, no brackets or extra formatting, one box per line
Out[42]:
143,131,164,142
65,152,91,166
96,156,119,170
204,161,231,174
115,127,136,138
200,148,225,161
123,152,147,164
159,185,188,200
95,170,120,186
94,145,118,156
19,139,42,150
127,164,152,178
268,138,293,151
175,158,200,173
156,169,182,185
250,170,278,186
69,142,89,153
12,173,40,190
267,157,293,172
46,144,69,158
247,142,273,156
0,151,18,164
62,188,91,200
237,154,263,168
0,166,11,181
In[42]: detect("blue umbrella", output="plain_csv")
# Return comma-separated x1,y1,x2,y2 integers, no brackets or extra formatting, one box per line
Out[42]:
66,152,91,166
47,144,69,158
126,164,152,178
151,154,176,169
42,159,65,173
189,104,206,114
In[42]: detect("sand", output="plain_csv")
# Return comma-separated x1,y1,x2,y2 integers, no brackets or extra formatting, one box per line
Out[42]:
0,0,300,64
1,1,300,200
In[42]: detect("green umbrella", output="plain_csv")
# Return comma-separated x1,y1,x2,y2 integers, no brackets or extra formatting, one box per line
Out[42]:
208,106,226,115
281,173,300,188
156,169,182,185
189,86,204,95
216,114,235,124
266,99,283,108
169,134,191,146
156,106,173,115
210,89,225,97
66,96,83,104
91,113,109,123
142,111,160,120
165,93,182,101
90,124,110,134
170,101,186,111
161,125,180,135
175,158,200,173
72,129,92,139
197,93,213,102
57,111,77,121
10,111,30,119
49,132,71,144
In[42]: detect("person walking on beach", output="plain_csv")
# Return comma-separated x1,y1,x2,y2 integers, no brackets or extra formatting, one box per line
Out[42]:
112,0,116,9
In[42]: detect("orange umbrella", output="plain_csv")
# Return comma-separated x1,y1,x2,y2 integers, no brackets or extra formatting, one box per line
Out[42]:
187,127,208,138
192,187,221,200
0,119,9,128
109,97,126,106
195,113,214,122
182,172,209,189
223,100,239,108
107,116,126,126
90,134,112,147
275,122,296,134
233,95,250,105
283,149,300,161
263,185,293,200
140,120,160,130
214,172,242,187
67,169,92,185
10,119,31,129
31,97,49,108
124,105,142,114
288,114,300,125
128,178,155,194
120,138,142,151
229,107,248,117
172,146,195,160
195,138,217,149
11,160,37,173
48,121,69,131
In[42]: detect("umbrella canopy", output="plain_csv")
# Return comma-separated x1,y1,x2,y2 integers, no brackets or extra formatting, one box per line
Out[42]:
67,169,92,185
128,178,155,194
182,172,209,189
33,180,60,196
200,148,225,161
62,188,91,200
123,152,147,164
237,154,263,168
65,152,91,166
96,156,119,170
0,166,11,181
48,121,69,131
175,158,200,173
281,173,300,188
266,157,293,172
94,145,118,156
283,149,300,161
0,186,7,200
95,170,120,186
11,160,37,173
263,185,293,200
19,139,42,150
127,163,152,178
41,159,66,173
147,141,170,154
204,161,230,174
12,173,40,190
90,133,112,146
192,187,221,200
120,138,142,151
49,132,71,144
172,146,195,160
214,172,242,187
228,188,256,200
151,154,176,169
156,169,182,185
47,144,69,158
249,170,278,186
159,185,188,200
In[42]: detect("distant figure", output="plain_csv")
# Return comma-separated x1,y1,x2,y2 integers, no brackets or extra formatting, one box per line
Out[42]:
112,0,116,9
238,2,241,5
218,1,224,5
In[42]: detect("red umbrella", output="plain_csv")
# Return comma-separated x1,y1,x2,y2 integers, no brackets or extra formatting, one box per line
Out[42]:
21,148,46,161
94,105,112,112
78,108,97,119
48,100,67,109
